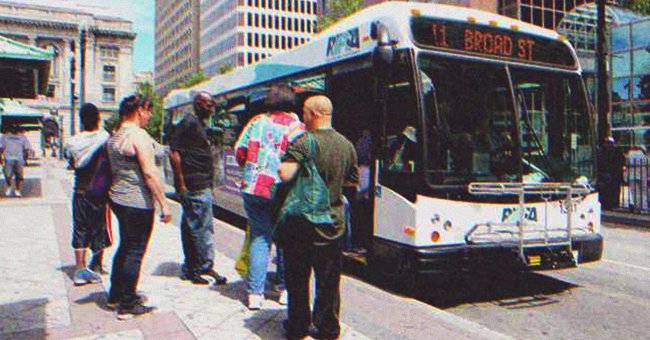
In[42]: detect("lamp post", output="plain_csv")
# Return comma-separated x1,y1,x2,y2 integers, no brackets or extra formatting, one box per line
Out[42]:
596,0,610,144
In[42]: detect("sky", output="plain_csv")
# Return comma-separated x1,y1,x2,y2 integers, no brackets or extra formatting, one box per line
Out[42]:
19,0,154,73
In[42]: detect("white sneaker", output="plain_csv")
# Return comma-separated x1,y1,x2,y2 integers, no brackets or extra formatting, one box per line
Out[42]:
14,190,21,197
4,187,11,196
247,293,263,310
278,289,288,305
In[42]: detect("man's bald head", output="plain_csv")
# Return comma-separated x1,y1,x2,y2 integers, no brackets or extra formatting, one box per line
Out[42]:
193,91,215,119
304,95,332,116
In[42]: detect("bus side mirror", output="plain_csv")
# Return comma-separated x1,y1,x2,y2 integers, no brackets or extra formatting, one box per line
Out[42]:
371,21,394,69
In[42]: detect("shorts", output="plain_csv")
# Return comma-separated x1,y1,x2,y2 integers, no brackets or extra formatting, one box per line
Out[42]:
72,193,111,252
3,159,24,182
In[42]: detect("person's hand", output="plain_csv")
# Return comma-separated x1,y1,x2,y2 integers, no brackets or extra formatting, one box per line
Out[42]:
160,205,172,223
175,184,187,196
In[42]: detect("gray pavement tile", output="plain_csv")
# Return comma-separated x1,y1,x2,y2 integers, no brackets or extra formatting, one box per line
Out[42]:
68,329,145,340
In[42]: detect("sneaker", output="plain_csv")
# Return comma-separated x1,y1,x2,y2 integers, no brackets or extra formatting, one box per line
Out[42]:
14,190,21,197
106,293,148,310
89,263,108,275
283,320,310,340
247,293,264,310
181,272,210,285
278,289,288,305
73,268,102,286
203,269,227,285
116,302,156,320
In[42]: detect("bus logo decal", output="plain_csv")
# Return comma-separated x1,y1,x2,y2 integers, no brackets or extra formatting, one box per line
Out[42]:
326,28,360,59
501,207,538,222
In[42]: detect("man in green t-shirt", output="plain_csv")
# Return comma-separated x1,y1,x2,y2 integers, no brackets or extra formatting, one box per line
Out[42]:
279,95,358,340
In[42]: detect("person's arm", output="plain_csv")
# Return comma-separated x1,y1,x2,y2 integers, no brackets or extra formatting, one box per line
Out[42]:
169,149,187,194
134,134,172,223
234,116,256,167
279,161,300,182
23,136,31,161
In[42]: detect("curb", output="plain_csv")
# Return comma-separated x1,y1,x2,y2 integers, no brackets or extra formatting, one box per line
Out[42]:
602,211,650,228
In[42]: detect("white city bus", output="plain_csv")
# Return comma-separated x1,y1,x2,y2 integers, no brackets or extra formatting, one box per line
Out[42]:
163,2,603,288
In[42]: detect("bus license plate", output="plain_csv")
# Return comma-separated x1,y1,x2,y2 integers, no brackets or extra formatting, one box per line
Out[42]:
527,255,541,266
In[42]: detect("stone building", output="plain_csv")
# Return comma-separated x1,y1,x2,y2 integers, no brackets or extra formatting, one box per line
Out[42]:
0,0,136,138
155,0,201,96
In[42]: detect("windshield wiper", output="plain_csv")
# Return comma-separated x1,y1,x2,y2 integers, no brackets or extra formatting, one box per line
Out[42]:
516,91,555,180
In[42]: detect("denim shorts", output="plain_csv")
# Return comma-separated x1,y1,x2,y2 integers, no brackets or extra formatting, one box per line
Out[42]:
72,193,111,252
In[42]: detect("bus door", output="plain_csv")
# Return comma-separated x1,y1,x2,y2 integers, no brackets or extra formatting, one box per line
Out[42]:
374,51,422,243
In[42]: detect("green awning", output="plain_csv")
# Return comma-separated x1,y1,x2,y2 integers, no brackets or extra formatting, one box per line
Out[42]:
0,35,53,61
0,35,53,98
0,99,43,131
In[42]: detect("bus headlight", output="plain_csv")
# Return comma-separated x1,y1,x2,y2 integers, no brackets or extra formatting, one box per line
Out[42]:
443,220,452,231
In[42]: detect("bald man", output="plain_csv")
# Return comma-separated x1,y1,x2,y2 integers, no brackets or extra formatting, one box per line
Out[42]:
170,91,227,285
278,95,358,339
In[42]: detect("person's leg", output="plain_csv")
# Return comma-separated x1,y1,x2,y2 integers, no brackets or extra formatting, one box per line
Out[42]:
193,189,215,274
109,203,129,302
13,160,24,195
117,206,154,307
283,222,313,336
179,192,199,279
89,202,110,274
243,194,274,296
4,159,14,194
311,240,342,338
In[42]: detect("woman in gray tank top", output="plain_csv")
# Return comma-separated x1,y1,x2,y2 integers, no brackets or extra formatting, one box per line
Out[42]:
106,94,172,320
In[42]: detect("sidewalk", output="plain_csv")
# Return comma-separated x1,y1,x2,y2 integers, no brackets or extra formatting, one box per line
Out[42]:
0,158,370,339
3,158,646,339
601,209,650,228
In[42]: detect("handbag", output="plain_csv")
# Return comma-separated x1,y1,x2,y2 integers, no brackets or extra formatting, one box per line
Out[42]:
235,225,251,278
85,145,112,205
275,133,333,228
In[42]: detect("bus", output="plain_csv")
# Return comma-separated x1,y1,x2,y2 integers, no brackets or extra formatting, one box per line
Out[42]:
163,2,603,289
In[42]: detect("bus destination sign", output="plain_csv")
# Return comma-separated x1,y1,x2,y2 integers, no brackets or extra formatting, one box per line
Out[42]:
411,17,576,68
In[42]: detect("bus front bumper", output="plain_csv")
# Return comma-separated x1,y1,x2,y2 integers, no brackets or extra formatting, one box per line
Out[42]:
372,233,603,277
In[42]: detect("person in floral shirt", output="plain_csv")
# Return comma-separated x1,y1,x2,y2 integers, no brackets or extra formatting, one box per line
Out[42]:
234,83,305,310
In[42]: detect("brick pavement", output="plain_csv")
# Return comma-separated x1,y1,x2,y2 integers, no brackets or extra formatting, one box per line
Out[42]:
0,158,370,340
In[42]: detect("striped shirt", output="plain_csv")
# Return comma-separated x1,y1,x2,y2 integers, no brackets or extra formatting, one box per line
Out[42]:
107,125,155,210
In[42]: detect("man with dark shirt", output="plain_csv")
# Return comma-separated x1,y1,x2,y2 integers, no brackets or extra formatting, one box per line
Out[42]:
279,95,358,340
597,137,625,210
170,91,226,285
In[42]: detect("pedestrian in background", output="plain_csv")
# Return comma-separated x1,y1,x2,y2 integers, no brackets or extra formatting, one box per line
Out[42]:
169,91,227,286
0,124,32,197
64,103,112,285
597,137,625,210
626,145,649,211
234,83,305,310
279,95,358,339
106,94,172,320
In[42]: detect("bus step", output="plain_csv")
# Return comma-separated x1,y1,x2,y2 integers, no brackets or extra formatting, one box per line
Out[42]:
523,246,575,269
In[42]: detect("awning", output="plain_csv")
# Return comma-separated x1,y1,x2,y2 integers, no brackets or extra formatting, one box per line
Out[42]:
0,35,53,98
0,99,43,131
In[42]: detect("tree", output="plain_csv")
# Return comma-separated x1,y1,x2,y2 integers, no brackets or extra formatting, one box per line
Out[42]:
619,0,650,15
218,63,235,74
178,70,208,89
318,0,364,31
102,81,164,142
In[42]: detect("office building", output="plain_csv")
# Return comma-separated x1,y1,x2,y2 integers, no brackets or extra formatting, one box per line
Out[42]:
155,0,201,96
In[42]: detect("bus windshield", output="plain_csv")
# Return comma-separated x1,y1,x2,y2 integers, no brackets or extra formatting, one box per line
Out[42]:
419,54,595,186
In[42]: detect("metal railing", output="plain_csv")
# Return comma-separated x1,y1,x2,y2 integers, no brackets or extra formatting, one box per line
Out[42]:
620,158,650,214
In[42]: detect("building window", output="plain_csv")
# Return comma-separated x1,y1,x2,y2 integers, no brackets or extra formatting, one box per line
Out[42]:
103,64,116,82
103,86,116,102
100,46,119,59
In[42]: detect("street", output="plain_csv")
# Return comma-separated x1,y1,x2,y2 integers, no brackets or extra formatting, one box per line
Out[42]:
213,215,650,340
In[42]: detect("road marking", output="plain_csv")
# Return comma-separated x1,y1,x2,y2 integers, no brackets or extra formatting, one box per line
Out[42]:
603,259,650,272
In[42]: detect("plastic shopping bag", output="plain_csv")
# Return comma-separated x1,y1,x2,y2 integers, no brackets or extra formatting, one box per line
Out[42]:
235,225,251,278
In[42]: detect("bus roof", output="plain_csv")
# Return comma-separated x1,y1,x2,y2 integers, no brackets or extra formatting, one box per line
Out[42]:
164,2,571,109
